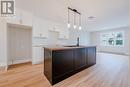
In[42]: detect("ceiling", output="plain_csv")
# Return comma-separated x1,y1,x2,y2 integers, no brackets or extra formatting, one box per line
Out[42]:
16,0,129,31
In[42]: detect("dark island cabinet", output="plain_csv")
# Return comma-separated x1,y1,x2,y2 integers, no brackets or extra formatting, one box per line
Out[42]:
44,46,96,85
52,50,74,79
44,48,52,84
74,48,86,70
87,47,96,67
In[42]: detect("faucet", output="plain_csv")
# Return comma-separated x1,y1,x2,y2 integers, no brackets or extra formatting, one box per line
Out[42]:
76,37,79,46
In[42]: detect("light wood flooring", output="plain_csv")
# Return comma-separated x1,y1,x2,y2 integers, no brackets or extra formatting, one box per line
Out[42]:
0,53,129,87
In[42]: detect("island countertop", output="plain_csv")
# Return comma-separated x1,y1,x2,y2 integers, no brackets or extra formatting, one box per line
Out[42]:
43,45,96,51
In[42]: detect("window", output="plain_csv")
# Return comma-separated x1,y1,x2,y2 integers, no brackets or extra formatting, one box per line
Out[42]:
100,31,124,47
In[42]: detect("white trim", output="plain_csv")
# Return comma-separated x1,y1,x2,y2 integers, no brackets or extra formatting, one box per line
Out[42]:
98,51,129,56
0,63,8,71
8,59,32,65
32,58,43,64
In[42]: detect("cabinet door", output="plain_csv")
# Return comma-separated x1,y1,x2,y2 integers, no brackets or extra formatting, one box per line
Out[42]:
87,47,96,67
33,17,48,38
58,26,69,39
33,18,40,37
53,50,74,78
32,47,44,64
74,48,86,70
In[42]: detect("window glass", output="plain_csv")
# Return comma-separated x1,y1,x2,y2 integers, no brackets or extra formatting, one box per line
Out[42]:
100,31,124,46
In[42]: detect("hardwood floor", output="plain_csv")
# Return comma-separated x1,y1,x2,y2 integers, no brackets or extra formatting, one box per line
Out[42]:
0,53,129,87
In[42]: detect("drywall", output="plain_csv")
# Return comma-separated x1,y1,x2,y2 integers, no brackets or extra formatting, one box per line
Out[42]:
0,19,7,67
128,23,130,87
68,29,90,45
90,26,129,55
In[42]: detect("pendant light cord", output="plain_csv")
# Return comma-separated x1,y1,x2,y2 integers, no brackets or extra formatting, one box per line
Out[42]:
74,11,76,26
79,14,81,26
68,8,70,23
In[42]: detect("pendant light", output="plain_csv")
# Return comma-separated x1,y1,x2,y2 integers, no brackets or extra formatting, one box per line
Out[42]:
73,12,77,29
67,8,70,28
79,14,82,30
67,7,81,30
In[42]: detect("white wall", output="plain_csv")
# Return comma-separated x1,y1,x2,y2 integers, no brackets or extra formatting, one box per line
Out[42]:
128,14,130,86
0,19,7,67
90,26,129,55
68,29,90,45
129,26,130,87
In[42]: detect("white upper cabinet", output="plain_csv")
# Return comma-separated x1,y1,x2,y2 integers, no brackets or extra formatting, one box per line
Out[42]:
55,24,69,39
6,8,33,26
32,47,44,64
48,22,69,39
33,17,48,38
58,26,69,39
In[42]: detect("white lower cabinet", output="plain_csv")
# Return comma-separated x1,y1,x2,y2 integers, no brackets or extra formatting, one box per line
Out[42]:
32,46,44,64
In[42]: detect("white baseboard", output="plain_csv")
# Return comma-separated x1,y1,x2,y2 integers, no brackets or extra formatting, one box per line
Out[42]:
0,63,8,71
8,59,32,65
32,59,43,64
99,51,129,56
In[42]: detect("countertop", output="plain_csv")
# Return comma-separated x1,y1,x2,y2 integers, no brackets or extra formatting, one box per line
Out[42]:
43,45,96,51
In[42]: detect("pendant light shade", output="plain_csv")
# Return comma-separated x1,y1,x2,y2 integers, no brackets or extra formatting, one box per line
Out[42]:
79,26,82,30
68,23,70,28
74,25,77,29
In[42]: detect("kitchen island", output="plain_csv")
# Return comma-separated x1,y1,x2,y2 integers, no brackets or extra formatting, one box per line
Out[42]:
44,45,96,85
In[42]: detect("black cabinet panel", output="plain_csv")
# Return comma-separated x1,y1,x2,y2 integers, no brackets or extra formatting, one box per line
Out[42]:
52,50,74,78
44,49,52,84
87,47,96,67
44,46,96,85
74,48,86,70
